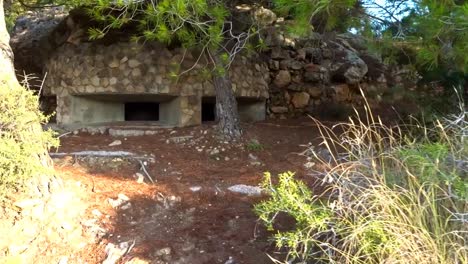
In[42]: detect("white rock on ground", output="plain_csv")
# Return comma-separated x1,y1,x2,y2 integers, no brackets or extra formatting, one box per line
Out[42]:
155,247,172,256
108,194,130,208
118,193,130,201
135,172,145,184
108,140,122,146
189,186,202,192
103,241,133,264
227,185,263,196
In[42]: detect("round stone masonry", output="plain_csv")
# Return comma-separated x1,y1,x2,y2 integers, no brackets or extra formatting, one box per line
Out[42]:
43,41,269,127
44,41,269,99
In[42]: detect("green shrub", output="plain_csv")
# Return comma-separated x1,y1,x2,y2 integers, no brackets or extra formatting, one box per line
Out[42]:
0,78,58,198
256,95,467,263
246,139,265,151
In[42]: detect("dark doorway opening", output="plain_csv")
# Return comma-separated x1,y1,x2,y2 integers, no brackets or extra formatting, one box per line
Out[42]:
125,102,159,121
202,98,216,122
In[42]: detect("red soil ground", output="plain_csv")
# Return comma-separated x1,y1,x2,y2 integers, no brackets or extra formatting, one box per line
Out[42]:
52,117,327,264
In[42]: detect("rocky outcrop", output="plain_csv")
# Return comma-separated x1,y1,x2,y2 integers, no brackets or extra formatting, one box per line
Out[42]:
10,7,68,85
264,27,392,119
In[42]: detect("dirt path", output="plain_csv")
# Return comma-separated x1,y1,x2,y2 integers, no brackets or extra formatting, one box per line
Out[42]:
53,118,321,264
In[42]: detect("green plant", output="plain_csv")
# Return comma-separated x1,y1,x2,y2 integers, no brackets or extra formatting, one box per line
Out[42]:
0,76,58,198
256,171,334,261
256,92,467,263
246,139,264,151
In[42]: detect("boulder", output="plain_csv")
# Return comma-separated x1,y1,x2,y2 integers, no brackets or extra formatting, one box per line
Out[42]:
337,33,367,51
296,49,306,60
344,60,368,84
268,60,280,70
291,92,310,108
332,84,350,102
304,64,329,83
273,70,291,88
253,7,277,26
263,27,285,47
287,83,303,92
305,85,322,98
359,52,387,81
10,7,68,85
280,59,303,70
329,41,368,84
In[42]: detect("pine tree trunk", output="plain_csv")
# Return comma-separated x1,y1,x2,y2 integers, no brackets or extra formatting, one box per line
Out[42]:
212,53,242,141
0,0,16,80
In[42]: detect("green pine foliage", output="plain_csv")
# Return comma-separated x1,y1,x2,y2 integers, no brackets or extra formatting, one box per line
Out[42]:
81,0,229,51
272,0,360,34
410,0,468,74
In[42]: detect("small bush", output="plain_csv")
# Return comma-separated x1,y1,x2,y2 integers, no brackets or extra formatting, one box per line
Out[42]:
0,77,58,198
246,139,265,151
255,93,467,263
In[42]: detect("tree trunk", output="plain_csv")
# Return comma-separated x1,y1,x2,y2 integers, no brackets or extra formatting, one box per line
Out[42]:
212,53,242,141
0,0,16,80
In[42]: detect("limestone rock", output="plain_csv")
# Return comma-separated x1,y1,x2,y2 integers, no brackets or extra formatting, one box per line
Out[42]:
108,140,122,147
291,92,310,108
344,61,368,84
304,64,328,83
268,60,280,70
270,106,288,114
329,41,368,84
280,59,303,70
333,84,350,102
296,48,306,61
103,241,133,264
253,7,277,26
306,86,322,98
228,184,263,196
91,76,100,86
10,7,68,82
273,70,291,88
189,186,202,192
287,83,303,92
270,46,289,59
108,60,119,68
128,59,141,68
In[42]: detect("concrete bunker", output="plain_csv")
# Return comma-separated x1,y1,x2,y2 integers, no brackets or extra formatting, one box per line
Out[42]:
43,41,270,128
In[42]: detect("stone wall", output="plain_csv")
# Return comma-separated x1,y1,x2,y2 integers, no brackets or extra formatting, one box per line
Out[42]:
263,30,392,119
44,41,269,127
